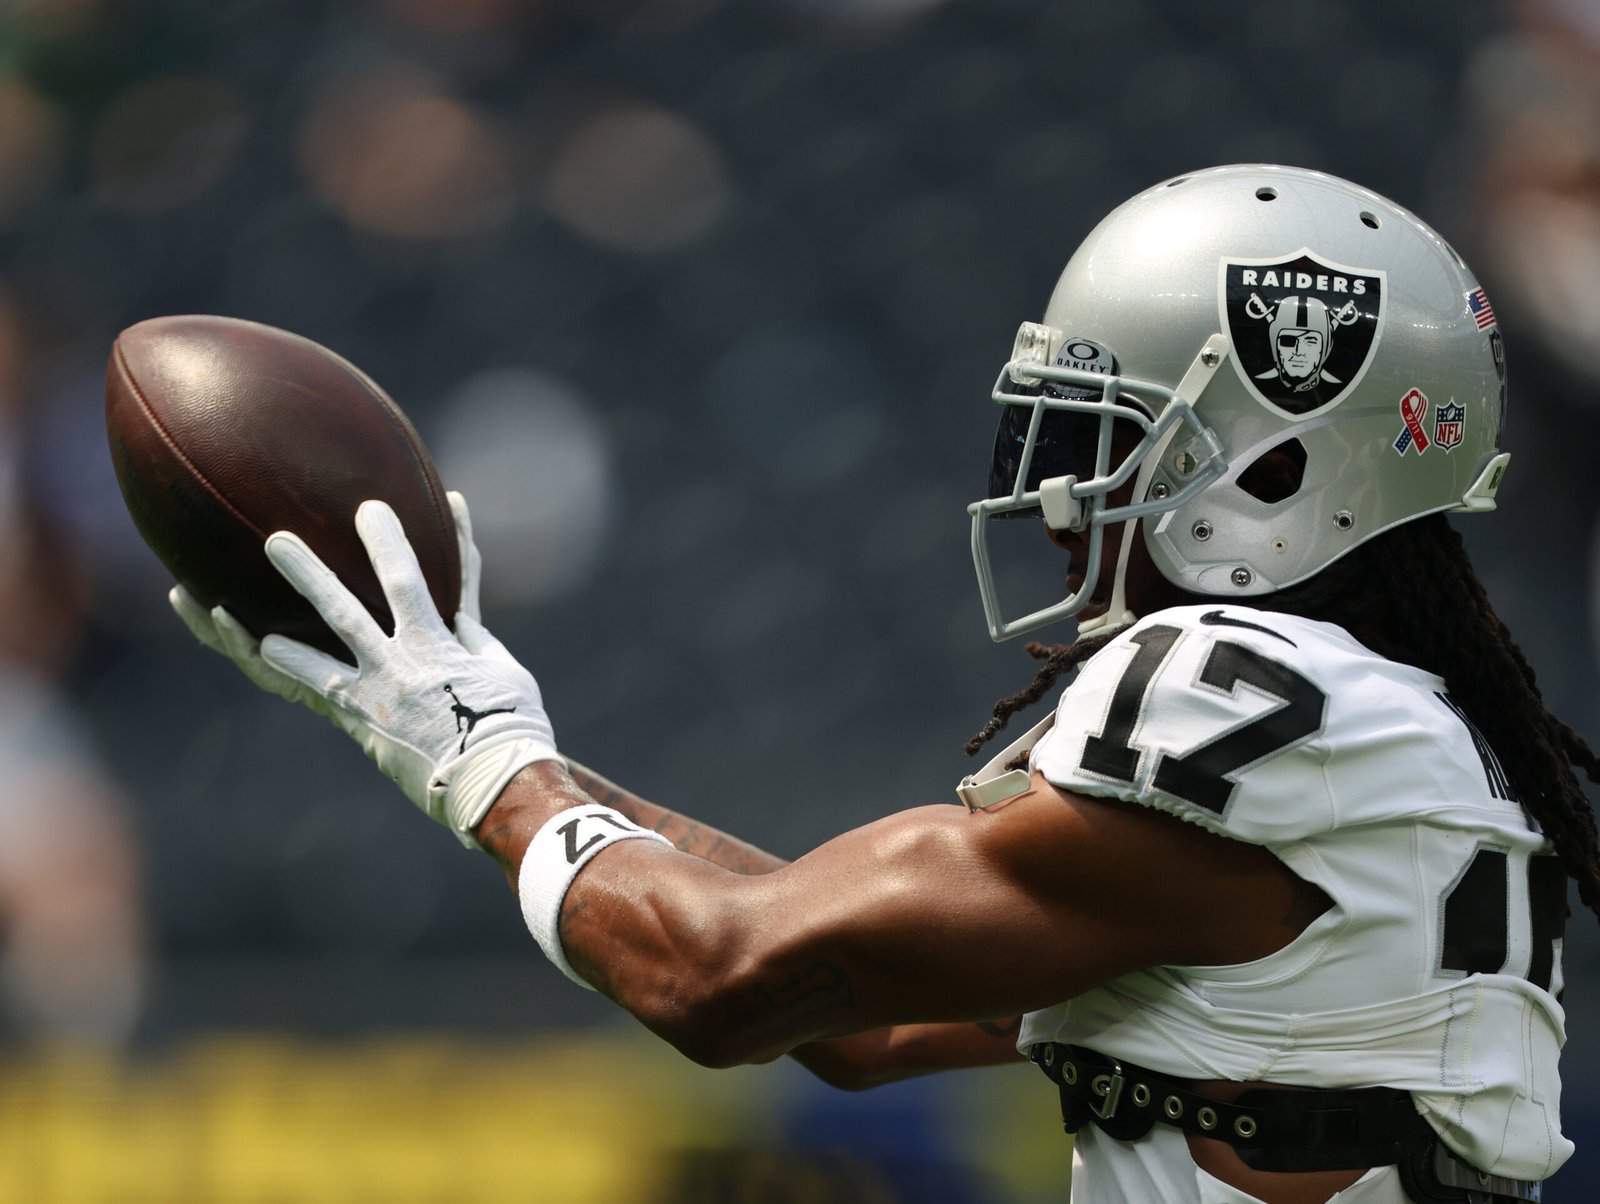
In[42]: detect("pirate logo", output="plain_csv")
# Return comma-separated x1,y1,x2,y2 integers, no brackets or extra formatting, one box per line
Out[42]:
1220,249,1386,416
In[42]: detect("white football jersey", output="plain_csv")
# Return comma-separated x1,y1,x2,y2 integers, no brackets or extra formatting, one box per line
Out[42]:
1015,605,1571,1188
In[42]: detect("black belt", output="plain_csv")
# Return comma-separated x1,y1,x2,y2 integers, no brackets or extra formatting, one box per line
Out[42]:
1027,1042,1541,1201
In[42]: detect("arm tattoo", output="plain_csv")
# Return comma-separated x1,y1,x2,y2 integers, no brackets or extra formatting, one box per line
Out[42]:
559,897,617,996
752,962,855,1016
475,818,522,884
579,780,629,810
566,761,788,875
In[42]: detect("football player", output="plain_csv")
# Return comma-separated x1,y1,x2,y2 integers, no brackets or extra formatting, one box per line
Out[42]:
175,165,1593,1204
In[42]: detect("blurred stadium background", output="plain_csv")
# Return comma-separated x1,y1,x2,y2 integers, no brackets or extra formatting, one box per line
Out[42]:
0,0,1598,1198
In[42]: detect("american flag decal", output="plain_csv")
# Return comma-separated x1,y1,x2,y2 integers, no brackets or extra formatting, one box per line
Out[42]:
1467,287,1496,330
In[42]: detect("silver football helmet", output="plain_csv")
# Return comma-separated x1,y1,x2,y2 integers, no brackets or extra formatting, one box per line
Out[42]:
970,164,1510,641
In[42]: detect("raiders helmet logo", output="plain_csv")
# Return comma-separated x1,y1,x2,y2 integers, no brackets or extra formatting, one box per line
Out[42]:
1219,249,1386,416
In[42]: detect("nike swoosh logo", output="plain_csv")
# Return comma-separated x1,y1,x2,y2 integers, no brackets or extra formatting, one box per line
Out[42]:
1199,609,1296,647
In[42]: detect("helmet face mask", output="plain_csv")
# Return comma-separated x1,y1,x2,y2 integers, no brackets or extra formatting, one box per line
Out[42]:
985,334,1147,511
970,332,1230,639
969,165,1511,643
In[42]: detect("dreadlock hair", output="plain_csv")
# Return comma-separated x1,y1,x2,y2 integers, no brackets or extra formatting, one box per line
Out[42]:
966,513,1600,924
964,634,1118,760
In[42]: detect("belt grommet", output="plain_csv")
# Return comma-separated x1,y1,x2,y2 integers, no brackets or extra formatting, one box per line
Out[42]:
1091,1074,1111,1098
1131,1083,1151,1108
1042,1046,1056,1068
1163,1096,1184,1121
1233,1115,1258,1140
1062,1062,1078,1085
1197,1106,1218,1131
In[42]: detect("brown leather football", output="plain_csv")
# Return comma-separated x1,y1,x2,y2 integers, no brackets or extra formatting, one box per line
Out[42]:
105,314,460,660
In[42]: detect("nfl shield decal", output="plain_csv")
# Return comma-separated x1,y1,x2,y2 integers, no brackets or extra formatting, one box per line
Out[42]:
1433,401,1465,451
1220,248,1386,416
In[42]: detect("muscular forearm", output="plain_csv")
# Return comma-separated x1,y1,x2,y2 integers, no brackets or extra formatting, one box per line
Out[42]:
561,774,1027,1083
564,760,788,875
472,758,787,886
473,762,1025,1081
475,763,841,1063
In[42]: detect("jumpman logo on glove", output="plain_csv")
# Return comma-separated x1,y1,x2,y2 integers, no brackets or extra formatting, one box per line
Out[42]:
443,684,517,753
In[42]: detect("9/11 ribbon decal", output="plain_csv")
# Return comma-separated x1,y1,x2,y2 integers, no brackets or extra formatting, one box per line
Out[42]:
1393,388,1431,455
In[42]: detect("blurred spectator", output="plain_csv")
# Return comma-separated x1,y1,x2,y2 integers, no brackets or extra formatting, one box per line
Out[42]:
0,668,143,1043
1473,0,1600,388
0,288,143,1045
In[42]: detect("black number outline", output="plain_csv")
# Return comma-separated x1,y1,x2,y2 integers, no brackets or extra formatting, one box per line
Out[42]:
1080,628,1328,817
1528,854,1567,994
1437,846,1566,994
1439,844,1510,977
1151,642,1327,815
1080,625,1183,785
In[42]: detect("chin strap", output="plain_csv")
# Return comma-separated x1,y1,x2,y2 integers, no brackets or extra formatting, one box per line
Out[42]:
1075,336,1229,640
1075,425,1176,639
1075,522,1139,638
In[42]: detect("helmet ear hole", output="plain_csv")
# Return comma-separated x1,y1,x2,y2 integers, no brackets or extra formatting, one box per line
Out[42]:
1237,438,1308,505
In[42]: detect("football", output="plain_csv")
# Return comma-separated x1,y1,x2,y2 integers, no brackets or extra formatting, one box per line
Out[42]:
105,314,460,660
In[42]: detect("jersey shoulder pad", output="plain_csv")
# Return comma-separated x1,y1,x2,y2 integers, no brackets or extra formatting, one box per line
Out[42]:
1031,605,1341,842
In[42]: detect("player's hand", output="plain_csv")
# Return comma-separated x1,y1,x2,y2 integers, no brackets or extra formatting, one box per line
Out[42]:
170,584,333,716
441,492,533,749
447,490,483,625
254,499,560,845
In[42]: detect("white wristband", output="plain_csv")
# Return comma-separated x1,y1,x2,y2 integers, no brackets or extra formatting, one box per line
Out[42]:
517,805,671,990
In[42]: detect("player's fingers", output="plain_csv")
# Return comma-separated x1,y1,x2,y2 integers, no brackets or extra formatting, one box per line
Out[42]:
355,500,446,636
169,585,226,655
210,607,326,704
211,605,316,678
454,612,514,665
264,530,388,661
447,491,482,625
209,605,262,663
259,633,355,697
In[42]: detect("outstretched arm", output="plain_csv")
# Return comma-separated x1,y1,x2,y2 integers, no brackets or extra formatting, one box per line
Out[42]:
174,499,1316,1079
470,758,1308,1071
507,760,1025,1087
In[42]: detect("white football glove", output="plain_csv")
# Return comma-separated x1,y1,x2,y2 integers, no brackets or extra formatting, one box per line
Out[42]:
171,583,331,715
450,489,483,625
171,494,561,846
